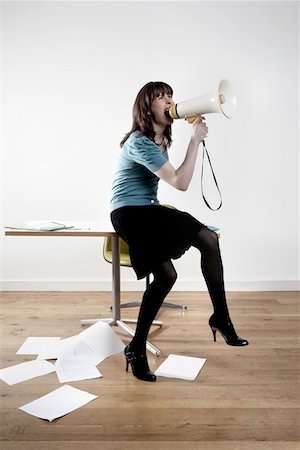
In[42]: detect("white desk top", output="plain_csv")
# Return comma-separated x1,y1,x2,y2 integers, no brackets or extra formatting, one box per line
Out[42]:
5,221,117,237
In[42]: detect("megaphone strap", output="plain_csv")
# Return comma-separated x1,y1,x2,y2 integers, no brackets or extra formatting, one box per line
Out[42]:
201,141,223,211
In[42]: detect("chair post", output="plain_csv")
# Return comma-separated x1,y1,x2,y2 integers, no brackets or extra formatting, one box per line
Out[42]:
111,235,121,323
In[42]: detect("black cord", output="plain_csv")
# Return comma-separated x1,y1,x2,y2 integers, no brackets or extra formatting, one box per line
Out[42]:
200,140,222,211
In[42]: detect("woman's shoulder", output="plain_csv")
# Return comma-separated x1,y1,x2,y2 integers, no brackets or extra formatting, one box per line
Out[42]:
131,131,160,147
127,130,146,144
125,132,168,160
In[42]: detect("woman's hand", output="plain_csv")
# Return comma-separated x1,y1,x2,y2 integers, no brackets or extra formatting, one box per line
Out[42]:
154,115,208,191
154,116,206,191
190,115,208,145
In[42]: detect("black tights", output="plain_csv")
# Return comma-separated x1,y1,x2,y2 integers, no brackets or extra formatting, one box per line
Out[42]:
131,227,230,352
193,227,229,320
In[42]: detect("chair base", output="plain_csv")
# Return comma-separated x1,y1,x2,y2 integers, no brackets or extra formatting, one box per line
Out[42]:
109,301,188,311
80,317,162,356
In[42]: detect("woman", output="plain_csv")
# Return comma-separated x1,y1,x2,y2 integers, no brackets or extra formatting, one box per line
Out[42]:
110,81,248,382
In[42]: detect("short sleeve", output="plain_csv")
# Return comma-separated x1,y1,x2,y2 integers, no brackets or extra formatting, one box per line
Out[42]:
126,133,168,172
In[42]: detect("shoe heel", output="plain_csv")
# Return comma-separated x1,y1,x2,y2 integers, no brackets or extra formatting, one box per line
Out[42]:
211,327,217,342
124,346,130,372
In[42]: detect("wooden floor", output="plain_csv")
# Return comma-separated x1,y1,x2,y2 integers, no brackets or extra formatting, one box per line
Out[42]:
0,291,299,450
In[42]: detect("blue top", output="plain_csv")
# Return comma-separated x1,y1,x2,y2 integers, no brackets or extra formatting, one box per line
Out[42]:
110,131,169,212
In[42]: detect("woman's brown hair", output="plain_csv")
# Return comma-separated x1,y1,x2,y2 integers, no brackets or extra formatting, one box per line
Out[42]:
120,81,173,148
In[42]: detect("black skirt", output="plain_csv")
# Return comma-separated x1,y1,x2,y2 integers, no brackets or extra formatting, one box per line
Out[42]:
111,205,205,280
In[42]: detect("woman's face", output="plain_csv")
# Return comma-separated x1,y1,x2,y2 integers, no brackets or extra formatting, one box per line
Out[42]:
151,92,174,127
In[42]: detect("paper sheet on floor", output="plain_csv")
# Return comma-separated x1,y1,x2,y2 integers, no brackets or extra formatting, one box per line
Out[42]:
36,335,77,360
54,336,103,383
16,335,76,360
70,320,126,365
154,354,207,381
0,360,55,385
55,321,125,382
16,337,61,357
55,359,102,383
57,321,125,364
19,385,98,421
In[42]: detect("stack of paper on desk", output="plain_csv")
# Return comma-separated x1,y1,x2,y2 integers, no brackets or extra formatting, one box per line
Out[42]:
5,221,74,231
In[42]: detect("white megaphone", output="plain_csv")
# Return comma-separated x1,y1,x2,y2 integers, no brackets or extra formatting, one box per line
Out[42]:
166,79,236,123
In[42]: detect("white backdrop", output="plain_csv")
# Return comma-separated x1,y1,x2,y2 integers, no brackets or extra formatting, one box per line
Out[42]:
1,0,299,291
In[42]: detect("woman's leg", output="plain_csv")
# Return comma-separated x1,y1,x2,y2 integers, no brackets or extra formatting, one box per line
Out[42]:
192,227,229,319
131,260,177,352
125,260,177,381
192,227,248,346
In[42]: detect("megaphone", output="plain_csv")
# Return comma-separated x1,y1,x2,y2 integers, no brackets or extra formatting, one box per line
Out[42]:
166,79,236,123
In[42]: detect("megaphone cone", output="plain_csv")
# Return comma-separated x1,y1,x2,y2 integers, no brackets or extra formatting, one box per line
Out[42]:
167,79,237,122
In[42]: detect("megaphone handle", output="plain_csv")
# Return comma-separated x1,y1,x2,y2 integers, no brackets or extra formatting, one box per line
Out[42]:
201,141,223,211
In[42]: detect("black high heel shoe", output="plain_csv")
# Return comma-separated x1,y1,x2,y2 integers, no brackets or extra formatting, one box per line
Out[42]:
209,314,249,346
124,344,156,382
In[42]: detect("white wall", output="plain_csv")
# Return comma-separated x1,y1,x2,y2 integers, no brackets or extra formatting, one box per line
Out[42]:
1,0,299,291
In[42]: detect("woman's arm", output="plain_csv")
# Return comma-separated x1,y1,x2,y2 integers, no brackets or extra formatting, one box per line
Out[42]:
154,116,208,191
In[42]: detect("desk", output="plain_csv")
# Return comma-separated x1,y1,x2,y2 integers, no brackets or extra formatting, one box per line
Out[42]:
5,222,161,355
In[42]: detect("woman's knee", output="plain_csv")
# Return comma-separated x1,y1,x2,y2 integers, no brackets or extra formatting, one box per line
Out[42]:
193,227,219,252
166,265,178,287
154,261,177,288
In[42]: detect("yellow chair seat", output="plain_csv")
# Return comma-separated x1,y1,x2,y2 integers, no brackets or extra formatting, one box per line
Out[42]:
103,236,132,267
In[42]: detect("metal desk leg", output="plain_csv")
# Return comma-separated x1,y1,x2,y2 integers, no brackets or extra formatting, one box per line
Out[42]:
111,235,120,324
80,235,120,326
